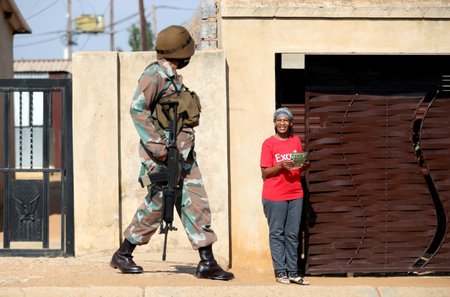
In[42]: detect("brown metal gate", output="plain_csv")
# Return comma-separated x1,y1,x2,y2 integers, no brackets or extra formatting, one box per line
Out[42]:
304,89,450,274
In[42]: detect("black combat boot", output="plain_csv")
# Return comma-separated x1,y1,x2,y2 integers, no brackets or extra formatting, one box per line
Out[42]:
110,239,144,274
195,244,234,280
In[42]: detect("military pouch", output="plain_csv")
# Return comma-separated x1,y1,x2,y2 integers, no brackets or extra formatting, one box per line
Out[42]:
154,90,202,134
184,91,201,127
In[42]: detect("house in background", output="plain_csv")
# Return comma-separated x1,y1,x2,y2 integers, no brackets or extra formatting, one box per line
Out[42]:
14,59,71,79
3,0,70,167
0,0,30,78
13,59,71,169
0,0,30,234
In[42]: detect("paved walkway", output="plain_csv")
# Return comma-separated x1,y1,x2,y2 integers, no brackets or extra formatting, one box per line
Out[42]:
1,250,450,297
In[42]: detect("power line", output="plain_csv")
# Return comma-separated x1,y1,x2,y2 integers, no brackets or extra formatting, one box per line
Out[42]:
14,3,197,49
114,11,139,26
30,0,44,12
25,0,61,21
16,4,193,38
154,5,194,12
75,0,96,15
14,29,66,38
78,33,92,51
14,36,63,47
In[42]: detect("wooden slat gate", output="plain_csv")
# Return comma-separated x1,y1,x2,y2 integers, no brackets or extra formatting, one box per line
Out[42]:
0,79,74,257
304,88,450,274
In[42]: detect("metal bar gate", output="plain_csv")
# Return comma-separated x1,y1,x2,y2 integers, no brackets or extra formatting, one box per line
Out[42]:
0,79,73,257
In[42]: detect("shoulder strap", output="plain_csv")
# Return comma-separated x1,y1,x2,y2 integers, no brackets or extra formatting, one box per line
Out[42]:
149,63,183,113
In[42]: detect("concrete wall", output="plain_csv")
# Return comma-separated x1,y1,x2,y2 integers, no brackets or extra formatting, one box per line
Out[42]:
0,5,14,213
72,50,230,265
0,9,13,79
220,15,450,271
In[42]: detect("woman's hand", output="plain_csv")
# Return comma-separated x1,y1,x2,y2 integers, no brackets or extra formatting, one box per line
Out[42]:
280,160,294,170
262,160,292,179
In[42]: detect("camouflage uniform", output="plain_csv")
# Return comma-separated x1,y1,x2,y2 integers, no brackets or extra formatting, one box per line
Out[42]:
124,59,218,250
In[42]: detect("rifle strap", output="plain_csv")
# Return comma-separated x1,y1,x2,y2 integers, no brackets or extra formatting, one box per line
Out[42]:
146,62,184,140
148,62,182,114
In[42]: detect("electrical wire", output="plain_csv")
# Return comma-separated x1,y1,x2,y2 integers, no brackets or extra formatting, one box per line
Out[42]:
14,36,63,47
76,0,96,15
15,29,66,38
78,34,92,51
25,0,61,21
30,0,44,12
14,3,197,48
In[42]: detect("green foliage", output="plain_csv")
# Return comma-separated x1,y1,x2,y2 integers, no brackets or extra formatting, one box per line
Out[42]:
128,22,154,51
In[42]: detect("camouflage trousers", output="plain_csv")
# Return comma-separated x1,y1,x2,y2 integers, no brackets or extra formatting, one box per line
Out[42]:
124,159,218,250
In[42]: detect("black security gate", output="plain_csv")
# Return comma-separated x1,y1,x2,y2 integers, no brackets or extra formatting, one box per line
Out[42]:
0,79,73,256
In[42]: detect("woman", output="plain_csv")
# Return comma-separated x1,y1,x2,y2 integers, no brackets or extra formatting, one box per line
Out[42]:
260,107,309,285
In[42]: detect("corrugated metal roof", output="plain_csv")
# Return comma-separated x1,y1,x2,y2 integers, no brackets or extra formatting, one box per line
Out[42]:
14,59,72,73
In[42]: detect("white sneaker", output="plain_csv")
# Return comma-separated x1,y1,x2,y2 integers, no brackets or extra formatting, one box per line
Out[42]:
275,270,290,284
288,273,310,285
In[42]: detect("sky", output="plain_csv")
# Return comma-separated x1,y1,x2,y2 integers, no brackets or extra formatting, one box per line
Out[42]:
13,0,202,60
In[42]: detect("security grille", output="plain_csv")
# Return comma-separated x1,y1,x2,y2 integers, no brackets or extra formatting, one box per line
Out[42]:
0,79,73,257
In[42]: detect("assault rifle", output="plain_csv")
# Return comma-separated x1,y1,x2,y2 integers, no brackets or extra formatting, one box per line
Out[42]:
138,101,181,261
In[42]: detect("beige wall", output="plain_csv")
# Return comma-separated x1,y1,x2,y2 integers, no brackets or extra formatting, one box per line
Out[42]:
0,3,13,79
72,53,120,254
72,50,230,265
0,8,13,211
220,17,450,271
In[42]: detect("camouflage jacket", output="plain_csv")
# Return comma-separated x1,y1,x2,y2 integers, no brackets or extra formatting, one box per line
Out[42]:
130,59,195,177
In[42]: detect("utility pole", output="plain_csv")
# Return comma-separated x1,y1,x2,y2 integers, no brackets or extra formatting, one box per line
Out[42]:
138,0,148,51
152,5,157,46
110,0,115,51
65,0,72,59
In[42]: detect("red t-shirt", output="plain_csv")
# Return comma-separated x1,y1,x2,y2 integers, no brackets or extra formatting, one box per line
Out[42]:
260,135,304,201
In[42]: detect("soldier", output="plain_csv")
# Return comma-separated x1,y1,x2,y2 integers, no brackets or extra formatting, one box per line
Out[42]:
110,25,234,281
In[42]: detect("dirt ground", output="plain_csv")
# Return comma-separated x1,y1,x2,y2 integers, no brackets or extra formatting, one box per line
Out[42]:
1,249,450,288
